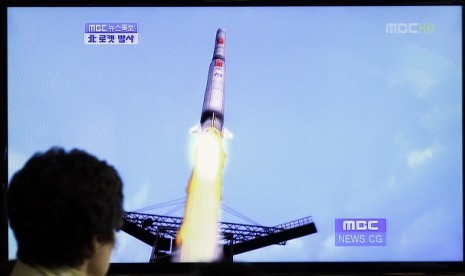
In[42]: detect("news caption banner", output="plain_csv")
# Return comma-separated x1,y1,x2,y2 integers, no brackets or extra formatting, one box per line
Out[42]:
85,23,138,45
335,218,386,246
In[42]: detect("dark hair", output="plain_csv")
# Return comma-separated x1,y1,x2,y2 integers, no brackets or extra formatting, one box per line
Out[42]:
7,147,124,268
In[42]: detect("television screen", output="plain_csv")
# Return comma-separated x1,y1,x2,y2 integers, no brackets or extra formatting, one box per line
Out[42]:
5,3,463,267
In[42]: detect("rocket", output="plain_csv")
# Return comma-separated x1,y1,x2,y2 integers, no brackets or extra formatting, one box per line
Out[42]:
190,28,233,139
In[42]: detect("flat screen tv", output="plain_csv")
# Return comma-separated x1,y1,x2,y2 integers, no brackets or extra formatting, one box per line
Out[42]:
1,0,463,274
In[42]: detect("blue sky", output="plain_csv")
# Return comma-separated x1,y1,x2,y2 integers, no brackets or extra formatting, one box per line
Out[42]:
7,6,462,262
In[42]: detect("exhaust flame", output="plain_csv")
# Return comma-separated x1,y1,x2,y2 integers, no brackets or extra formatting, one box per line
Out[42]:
176,127,225,262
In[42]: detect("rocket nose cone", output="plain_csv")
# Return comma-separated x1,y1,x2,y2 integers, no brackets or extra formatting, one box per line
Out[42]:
213,28,225,60
216,28,225,45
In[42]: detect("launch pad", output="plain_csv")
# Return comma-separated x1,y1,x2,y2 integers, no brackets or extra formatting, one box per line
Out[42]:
122,211,317,262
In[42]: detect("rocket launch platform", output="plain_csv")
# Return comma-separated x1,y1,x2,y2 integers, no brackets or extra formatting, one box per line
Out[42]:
122,211,317,262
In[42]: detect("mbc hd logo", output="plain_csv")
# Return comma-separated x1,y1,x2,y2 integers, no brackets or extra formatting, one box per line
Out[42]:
335,218,387,246
385,23,435,34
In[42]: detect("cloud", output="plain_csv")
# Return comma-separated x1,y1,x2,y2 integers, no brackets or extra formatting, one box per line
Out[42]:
406,143,443,169
385,175,398,189
397,207,462,261
388,67,437,99
387,43,454,99
317,234,347,261
421,104,462,133
407,147,433,168
319,235,336,257
403,68,436,98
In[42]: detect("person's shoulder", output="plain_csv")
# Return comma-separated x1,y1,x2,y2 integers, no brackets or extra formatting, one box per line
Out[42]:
10,260,42,276
10,260,85,276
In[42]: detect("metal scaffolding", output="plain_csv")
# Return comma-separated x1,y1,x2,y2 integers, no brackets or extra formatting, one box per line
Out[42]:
122,211,317,262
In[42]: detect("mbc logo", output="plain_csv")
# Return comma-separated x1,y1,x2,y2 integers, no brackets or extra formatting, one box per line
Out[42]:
342,220,379,231
87,24,108,33
335,218,387,246
336,218,386,232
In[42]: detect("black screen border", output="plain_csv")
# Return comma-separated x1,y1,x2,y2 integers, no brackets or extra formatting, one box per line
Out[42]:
1,0,463,275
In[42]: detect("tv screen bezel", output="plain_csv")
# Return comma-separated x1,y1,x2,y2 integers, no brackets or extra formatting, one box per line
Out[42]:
1,0,463,274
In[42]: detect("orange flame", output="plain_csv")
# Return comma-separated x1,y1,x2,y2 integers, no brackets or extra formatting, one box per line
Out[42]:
176,127,225,262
